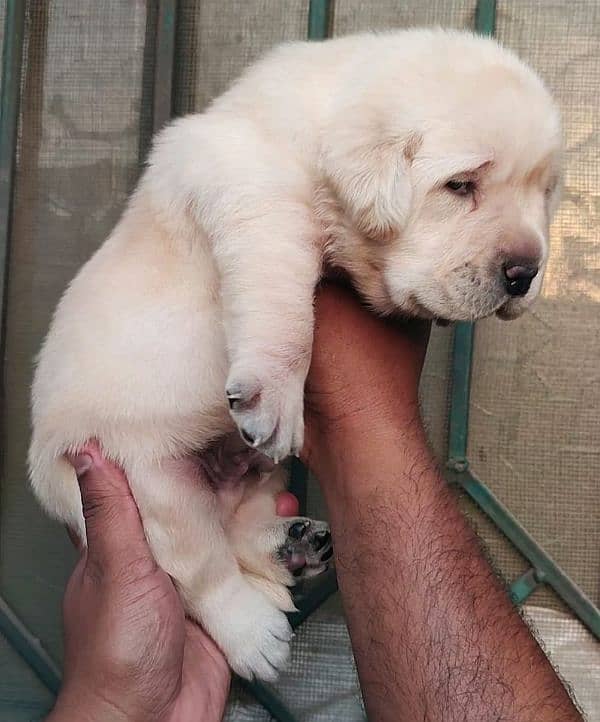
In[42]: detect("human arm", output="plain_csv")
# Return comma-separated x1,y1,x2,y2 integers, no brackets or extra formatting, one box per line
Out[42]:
302,283,582,722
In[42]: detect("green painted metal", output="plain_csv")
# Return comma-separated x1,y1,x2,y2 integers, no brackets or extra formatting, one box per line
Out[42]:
475,0,496,36
240,680,301,722
152,0,177,133
308,0,332,40
0,597,61,695
0,0,25,365
449,467,600,638
509,568,541,605
445,0,600,642
447,322,474,467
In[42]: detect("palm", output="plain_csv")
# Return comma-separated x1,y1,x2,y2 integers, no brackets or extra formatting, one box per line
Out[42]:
138,568,231,722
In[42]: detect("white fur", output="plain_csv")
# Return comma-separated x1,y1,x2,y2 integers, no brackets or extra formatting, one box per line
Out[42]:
29,29,561,680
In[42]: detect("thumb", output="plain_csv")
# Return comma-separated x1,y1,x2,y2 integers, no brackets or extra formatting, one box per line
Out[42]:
65,442,154,574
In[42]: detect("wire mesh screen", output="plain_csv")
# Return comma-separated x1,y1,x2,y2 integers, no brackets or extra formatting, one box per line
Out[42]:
467,0,600,609
0,3,148,716
332,0,478,34
175,0,310,115
0,1,598,720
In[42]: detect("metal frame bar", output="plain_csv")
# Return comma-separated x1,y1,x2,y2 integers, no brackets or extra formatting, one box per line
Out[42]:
447,0,600,644
0,0,25,367
152,0,177,134
0,596,61,695
308,0,332,40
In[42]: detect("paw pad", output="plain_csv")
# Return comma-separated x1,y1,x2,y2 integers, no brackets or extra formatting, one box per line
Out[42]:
279,519,333,579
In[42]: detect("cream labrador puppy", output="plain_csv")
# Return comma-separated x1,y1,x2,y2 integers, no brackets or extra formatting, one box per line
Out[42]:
29,29,561,680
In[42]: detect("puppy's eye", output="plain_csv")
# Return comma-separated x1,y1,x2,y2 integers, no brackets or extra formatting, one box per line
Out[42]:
446,179,475,196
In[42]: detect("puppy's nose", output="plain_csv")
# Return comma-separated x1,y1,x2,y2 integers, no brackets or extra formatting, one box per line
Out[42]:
503,262,538,297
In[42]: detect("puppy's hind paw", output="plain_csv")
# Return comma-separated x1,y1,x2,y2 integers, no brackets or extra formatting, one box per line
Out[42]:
200,576,292,682
278,518,333,580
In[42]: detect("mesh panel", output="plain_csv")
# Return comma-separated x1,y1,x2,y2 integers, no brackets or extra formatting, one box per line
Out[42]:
468,0,600,607
0,0,148,662
175,0,309,115
524,605,600,721
332,0,478,34
226,604,363,722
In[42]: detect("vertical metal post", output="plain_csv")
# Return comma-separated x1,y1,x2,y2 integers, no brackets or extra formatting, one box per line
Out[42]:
308,0,332,39
0,0,26,366
152,0,177,133
0,597,61,695
447,322,474,468
475,0,496,36
447,0,494,473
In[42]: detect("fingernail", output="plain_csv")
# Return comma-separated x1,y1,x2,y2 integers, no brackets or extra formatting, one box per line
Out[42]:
67,453,93,477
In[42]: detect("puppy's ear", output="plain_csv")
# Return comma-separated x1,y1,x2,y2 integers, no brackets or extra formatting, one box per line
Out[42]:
323,129,422,241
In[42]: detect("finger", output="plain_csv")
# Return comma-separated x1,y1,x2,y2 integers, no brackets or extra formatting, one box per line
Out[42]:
276,491,299,517
65,441,154,573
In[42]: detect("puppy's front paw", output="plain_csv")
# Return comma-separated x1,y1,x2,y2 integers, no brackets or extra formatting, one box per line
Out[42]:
200,576,292,681
226,370,304,463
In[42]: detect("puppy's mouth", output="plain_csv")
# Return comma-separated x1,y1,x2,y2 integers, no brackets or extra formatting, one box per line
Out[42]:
425,298,522,324
405,288,528,324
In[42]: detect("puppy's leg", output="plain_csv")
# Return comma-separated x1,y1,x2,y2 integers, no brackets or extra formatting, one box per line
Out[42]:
126,455,292,681
213,205,321,462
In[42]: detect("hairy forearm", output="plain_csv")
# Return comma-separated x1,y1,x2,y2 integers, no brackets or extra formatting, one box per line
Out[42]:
312,414,581,722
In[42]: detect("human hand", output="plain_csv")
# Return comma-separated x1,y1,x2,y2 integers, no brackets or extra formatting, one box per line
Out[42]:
48,444,299,722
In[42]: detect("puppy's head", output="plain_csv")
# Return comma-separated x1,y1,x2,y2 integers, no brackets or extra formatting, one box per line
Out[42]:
324,30,562,321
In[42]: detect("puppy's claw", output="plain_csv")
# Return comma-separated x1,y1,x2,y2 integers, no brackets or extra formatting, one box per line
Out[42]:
227,394,241,410
241,429,256,446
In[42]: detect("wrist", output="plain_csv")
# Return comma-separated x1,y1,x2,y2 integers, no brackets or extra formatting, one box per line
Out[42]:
304,397,430,487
